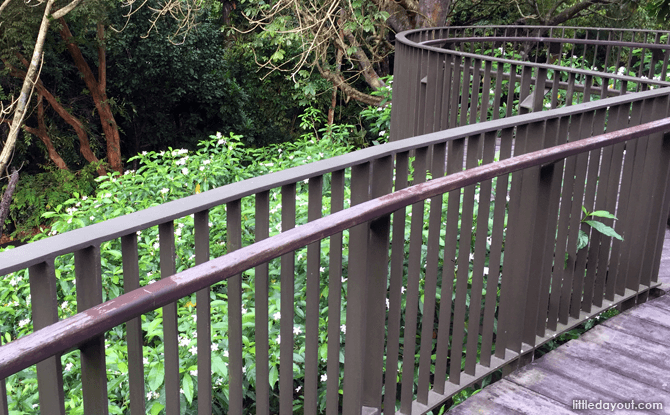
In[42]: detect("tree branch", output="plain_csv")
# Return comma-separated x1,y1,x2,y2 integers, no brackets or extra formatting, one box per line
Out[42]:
51,0,84,19
317,63,382,106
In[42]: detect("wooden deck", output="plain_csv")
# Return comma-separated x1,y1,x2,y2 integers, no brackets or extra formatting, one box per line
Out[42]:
449,229,670,414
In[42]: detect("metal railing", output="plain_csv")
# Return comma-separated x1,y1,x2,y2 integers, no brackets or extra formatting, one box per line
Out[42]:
1,26,670,415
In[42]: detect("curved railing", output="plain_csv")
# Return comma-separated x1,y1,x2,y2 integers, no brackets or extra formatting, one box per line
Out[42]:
1,26,670,415
391,25,670,141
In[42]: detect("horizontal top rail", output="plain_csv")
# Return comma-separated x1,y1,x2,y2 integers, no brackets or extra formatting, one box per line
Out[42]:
434,24,670,36
3,86,670,275
396,33,670,88
421,36,670,51
2,116,670,380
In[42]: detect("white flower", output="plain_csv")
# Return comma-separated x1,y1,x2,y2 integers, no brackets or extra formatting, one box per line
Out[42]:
273,312,281,320
379,130,386,136
341,277,347,283
386,298,390,310
61,301,68,310
203,159,211,165
216,132,222,139
212,343,219,351
182,168,189,175
190,369,197,377
153,242,160,250
82,196,88,201
293,326,302,335
296,386,302,392
18,319,29,327
179,336,190,347
241,307,247,314
67,218,72,224
190,346,198,355
161,188,169,194
90,216,95,221
483,267,489,275
141,151,148,156
199,166,205,171
401,286,406,294
192,314,197,322
217,139,225,145
65,362,73,372
340,324,346,334
143,357,149,365
276,335,281,344
320,374,327,382
223,350,229,357
8,278,17,287
242,366,246,373
320,267,325,273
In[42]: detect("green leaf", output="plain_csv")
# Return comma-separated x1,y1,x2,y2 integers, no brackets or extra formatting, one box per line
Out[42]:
148,363,164,391
150,402,164,415
588,210,617,220
4,332,10,343
584,220,623,241
183,373,194,404
577,229,589,250
269,365,279,389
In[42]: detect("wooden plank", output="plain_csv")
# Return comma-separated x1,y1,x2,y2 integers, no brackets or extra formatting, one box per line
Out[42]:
577,325,670,368
647,294,670,313
529,348,670,414
602,309,670,346
450,379,579,415
508,363,643,415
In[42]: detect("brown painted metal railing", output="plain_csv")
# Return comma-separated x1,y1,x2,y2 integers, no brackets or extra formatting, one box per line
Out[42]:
1,26,670,415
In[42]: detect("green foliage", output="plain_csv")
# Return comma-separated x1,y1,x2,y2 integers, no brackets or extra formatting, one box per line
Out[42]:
360,75,392,144
1,163,100,240
577,207,623,251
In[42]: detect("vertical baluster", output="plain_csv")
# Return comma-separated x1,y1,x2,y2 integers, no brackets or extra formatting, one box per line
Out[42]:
74,246,108,415
518,65,532,115
661,34,670,81
533,67,547,112
481,127,514,366
478,60,491,123
469,59,481,125
279,185,296,415
535,117,569,338
556,113,590,323
464,131,496,375
390,42,407,141
492,62,504,120
0,377,6,415
29,260,65,414
434,137,464,389
342,163,371,414
255,193,270,415
506,64,517,117
649,129,670,285
604,31,612,76
577,109,607,313
415,49,428,136
383,154,409,413
600,105,630,303
417,144,447,404
362,157,393,410
399,148,428,413
225,201,244,413
450,56,463,128
304,176,323,415
121,233,145,415
159,222,179,415
582,75,593,103
566,72,576,106
550,69,560,109
496,123,531,360
459,57,472,126
194,210,211,415
326,171,345,415
440,54,454,130
449,134,481,384
610,101,643,296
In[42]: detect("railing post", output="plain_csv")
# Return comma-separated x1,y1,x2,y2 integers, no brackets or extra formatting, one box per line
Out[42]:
361,156,393,412
74,245,108,415
342,162,371,415
28,260,65,415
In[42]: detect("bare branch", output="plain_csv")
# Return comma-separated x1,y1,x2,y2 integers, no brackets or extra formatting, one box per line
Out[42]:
50,0,83,19
0,0,13,19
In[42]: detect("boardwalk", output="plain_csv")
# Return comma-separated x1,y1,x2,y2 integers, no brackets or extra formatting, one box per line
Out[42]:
449,229,670,414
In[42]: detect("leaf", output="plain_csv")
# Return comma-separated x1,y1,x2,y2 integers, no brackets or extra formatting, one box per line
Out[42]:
148,363,164,391
269,365,279,389
588,210,617,220
584,220,623,241
577,229,589,250
183,373,194,404
150,402,164,415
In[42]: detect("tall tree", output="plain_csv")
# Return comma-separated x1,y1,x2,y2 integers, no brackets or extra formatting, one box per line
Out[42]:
0,0,83,175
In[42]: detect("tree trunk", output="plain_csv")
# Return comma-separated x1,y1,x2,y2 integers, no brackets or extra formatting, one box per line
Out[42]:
5,58,106,175
59,18,122,173
0,168,19,238
417,0,451,27
23,95,69,170
0,0,56,175
328,47,343,125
